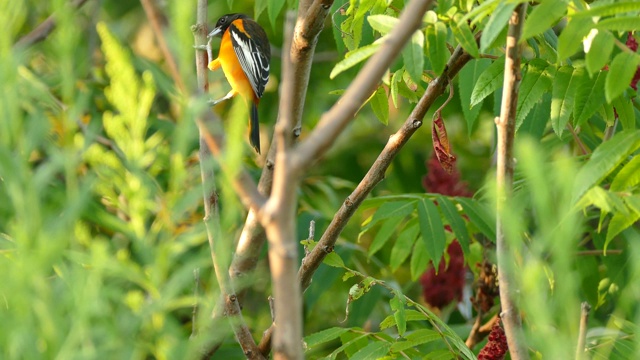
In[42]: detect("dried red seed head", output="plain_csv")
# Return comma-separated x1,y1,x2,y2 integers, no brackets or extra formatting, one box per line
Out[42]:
477,321,508,360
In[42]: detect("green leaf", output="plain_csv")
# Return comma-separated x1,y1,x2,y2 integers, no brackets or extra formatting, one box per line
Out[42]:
577,186,626,215
519,93,551,138
436,196,471,257
403,29,425,84
521,0,567,41
368,14,398,35
557,17,593,59
330,43,380,79
572,2,640,18
572,130,640,203
551,66,583,136
612,96,635,131
324,252,345,268
305,327,350,348
480,2,516,52
410,238,430,280
425,22,448,75
605,52,640,103
390,70,402,108
456,197,496,240
606,202,640,251
574,70,607,126
470,57,505,107
600,102,617,126
452,15,479,58
370,86,390,125
368,217,398,256
424,349,455,360
349,341,391,360
369,200,416,225
461,0,499,26
586,31,615,76
390,329,440,352
255,0,269,21
268,0,285,30
595,17,640,32
417,198,446,270
516,59,555,127
325,334,368,360
611,155,640,191
390,294,406,336
390,222,419,271
459,59,491,135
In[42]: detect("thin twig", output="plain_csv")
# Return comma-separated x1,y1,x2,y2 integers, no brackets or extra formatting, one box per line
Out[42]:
567,123,590,156
191,268,200,339
139,0,186,93
466,313,500,349
259,10,304,359
494,4,529,360
192,1,264,359
576,302,591,360
14,0,90,48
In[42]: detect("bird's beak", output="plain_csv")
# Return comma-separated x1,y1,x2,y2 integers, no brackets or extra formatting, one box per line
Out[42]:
207,27,222,38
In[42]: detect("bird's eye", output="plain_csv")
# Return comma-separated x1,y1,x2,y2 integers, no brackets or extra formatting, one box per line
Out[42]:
220,18,226,23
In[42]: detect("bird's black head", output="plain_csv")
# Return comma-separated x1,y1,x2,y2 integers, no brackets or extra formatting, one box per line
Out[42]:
208,13,249,38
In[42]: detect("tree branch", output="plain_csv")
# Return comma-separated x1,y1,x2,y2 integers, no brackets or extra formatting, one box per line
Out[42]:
258,11,304,359
192,1,264,358
14,0,90,48
494,4,529,360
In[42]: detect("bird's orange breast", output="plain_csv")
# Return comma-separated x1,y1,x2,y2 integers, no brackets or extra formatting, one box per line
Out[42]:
217,25,257,102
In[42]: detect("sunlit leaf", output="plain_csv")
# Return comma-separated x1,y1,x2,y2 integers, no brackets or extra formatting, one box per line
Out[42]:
611,155,640,192
585,30,614,76
452,15,479,58
368,14,398,35
370,86,390,125
480,2,516,52
330,43,380,79
557,17,594,59
403,29,425,83
573,130,640,203
425,22,448,75
521,0,567,41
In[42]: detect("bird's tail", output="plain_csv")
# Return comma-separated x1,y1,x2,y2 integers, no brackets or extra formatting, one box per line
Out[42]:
249,102,261,154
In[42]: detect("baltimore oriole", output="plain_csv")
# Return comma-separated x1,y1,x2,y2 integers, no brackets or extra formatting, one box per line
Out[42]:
207,13,270,154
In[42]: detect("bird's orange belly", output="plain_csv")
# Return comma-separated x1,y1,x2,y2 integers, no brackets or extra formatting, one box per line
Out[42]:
218,33,255,101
